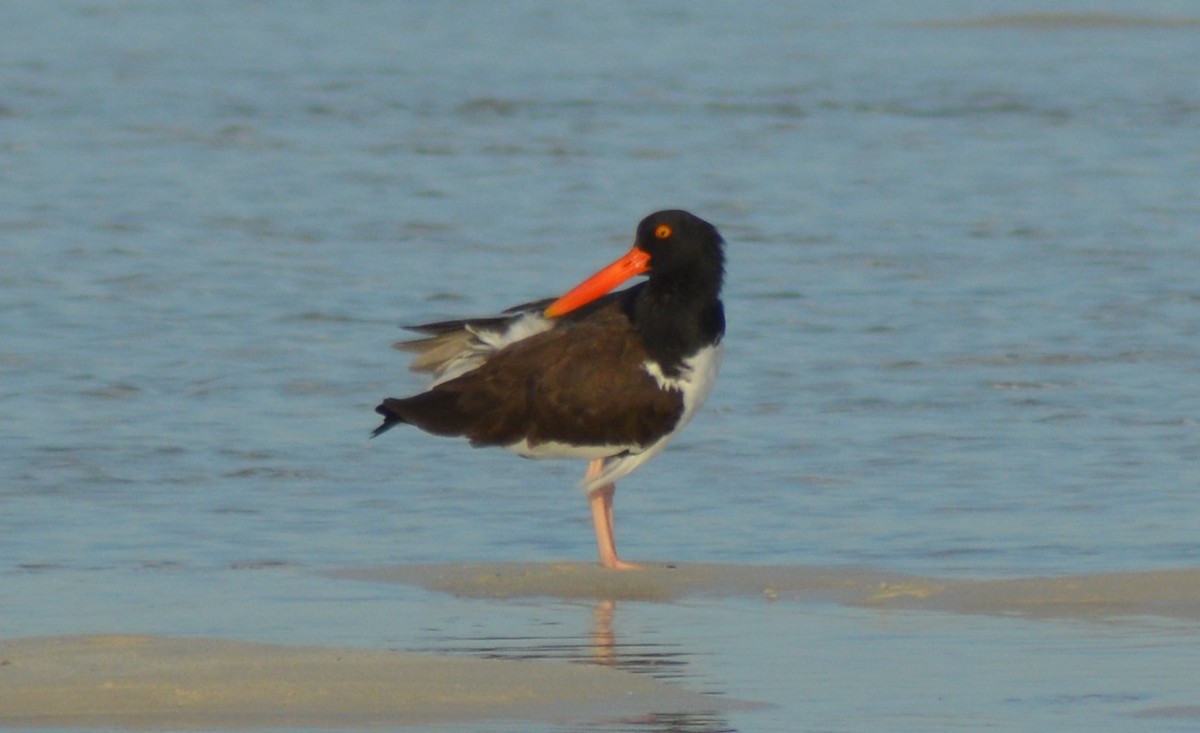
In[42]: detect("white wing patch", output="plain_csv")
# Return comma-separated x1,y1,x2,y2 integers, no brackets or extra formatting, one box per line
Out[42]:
429,311,555,386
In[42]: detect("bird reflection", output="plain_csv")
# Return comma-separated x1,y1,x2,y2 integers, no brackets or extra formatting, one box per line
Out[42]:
415,597,737,733
584,600,736,733
590,599,617,666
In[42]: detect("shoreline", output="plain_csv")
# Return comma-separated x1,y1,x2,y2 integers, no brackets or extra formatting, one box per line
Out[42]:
5,563,1197,728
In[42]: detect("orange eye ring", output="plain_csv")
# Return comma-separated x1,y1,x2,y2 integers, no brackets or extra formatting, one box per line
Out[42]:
654,224,672,239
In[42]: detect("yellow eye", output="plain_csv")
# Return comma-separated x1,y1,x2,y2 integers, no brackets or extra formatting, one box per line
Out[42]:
654,224,672,239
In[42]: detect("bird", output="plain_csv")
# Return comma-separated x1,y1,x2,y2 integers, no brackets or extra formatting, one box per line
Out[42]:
372,209,726,569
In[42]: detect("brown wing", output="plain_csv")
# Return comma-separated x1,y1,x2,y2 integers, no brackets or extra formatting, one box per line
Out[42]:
381,303,684,450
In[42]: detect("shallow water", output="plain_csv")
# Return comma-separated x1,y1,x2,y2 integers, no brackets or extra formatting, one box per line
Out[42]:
4,2,1200,731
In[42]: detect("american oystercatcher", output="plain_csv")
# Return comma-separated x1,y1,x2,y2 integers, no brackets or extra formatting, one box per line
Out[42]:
372,210,726,569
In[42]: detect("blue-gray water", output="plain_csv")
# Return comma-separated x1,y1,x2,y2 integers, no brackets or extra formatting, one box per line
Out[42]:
3,2,1200,731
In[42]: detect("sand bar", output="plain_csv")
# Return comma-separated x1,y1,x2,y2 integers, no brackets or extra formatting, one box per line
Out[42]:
0,634,733,729
7,564,1196,728
337,562,1200,621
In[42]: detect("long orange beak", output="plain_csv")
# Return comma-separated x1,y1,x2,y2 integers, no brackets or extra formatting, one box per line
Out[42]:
544,245,651,318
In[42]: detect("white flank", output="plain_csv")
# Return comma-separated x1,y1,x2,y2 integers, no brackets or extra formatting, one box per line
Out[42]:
580,342,724,493
641,342,723,430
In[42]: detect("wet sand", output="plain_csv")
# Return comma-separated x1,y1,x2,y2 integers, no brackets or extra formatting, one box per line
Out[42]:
5,563,1197,728
0,634,735,729
337,562,1200,621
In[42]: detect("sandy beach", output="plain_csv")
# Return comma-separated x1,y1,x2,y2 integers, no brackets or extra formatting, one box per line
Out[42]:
4,563,1197,728
0,633,736,729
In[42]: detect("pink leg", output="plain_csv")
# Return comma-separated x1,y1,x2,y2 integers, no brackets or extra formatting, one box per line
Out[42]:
587,460,640,570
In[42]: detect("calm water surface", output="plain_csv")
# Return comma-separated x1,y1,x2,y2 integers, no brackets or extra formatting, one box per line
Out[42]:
3,2,1200,731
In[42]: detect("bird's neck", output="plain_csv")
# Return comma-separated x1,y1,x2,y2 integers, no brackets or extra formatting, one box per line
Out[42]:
633,275,725,374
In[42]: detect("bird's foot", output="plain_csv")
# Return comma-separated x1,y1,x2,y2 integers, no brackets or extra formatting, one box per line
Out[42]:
599,557,643,571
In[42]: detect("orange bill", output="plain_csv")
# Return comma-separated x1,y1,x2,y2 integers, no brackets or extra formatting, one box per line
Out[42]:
544,246,651,318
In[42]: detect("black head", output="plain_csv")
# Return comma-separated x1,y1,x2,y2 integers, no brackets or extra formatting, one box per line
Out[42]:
632,210,725,297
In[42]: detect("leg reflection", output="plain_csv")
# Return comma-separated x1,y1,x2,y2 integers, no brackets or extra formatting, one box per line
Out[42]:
590,599,617,666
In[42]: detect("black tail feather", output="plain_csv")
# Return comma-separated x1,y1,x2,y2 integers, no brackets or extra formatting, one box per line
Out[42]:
371,390,479,441
371,399,408,438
